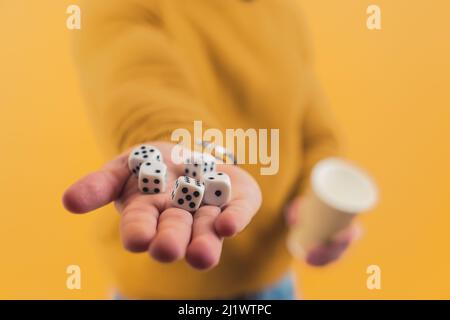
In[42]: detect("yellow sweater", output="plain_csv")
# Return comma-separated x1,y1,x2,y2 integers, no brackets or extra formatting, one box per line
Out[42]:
74,0,339,299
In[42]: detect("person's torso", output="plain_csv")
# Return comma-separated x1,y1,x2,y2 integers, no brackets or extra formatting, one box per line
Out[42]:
97,0,311,298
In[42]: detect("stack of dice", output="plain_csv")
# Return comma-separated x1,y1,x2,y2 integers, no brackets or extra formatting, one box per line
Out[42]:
128,145,231,212
128,145,167,194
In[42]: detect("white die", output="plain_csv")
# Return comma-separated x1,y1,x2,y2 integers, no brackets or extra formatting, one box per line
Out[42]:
171,176,205,212
203,172,231,207
138,161,167,194
183,152,216,181
128,145,163,176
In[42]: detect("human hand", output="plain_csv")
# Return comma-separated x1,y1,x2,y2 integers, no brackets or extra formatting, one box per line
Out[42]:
285,197,361,266
62,142,261,270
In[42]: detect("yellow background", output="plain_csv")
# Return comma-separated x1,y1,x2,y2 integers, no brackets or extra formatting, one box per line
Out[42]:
1,0,449,299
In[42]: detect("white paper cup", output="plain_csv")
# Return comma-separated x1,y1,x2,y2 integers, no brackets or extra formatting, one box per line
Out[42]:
287,157,378,258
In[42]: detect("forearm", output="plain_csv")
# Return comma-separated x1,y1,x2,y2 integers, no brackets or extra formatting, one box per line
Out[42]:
73,0,218,156
297,72,341,195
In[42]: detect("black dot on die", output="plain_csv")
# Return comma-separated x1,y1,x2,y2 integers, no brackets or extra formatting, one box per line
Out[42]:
146,162,151,166
157,155,160,160
194,164,198,167
143,187,149,193
185,169,189,174
142,178,149,183
178,199,184,205
186,195,192,201
132,169,136,174
142,150,147,154
154,179,160,184
134,152,139,155
143,155,148,158
208,177,214,180
203,168,207,172
155,169,160,173
154,188,160,194
193,191,200,197
189,202,196,208
193,172,197,177
215,190,222,197
182,187,188,194
218,173,223,175
141,146,146,149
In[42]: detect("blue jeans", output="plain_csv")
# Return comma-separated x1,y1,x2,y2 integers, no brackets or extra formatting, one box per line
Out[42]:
114,272,296,300
232,272,296,300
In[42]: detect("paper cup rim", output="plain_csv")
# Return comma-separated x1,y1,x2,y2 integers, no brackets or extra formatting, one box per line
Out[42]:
311,157,378,214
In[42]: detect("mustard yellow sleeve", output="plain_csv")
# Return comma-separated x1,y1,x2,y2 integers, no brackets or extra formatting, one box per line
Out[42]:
73,0,218,156
289,12,341,196
297,71,341,195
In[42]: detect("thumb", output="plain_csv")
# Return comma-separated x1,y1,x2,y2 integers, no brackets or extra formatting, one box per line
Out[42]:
284,197,303,226
62,153,130,213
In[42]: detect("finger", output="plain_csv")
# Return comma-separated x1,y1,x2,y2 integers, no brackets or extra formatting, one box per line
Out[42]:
306,225,361,266
120,195,161,253
149,208,193,263
186,206,223,270
285,197,303,226
62,154,130,213
306,238,350,266
214,198,259,237
333,223,363,243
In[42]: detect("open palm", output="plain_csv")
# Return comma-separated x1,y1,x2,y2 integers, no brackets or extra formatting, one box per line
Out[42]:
63,142,262,270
